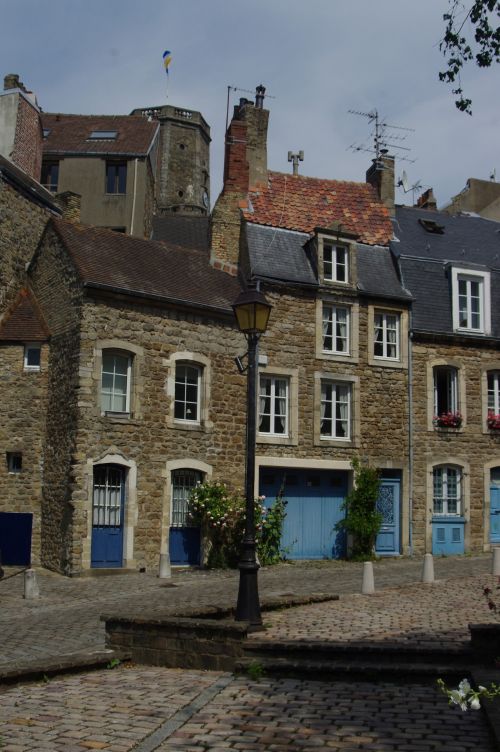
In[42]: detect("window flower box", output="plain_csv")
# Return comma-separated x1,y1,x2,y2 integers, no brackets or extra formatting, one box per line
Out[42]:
487,411,500,430
433,411,462,429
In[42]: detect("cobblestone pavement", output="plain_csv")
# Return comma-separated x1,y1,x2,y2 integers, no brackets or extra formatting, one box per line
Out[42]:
0,554,494,671
251,573,500,649
0,666,495,751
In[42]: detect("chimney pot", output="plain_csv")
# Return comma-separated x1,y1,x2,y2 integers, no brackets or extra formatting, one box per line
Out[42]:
4,73,21,91
255,85,266,109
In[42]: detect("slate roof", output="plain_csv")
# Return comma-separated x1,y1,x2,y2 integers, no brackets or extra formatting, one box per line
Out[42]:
393,206,500,336
245,223,410,301
41,114,159,157
51,220,240,313
0,154,60,212
0,288,50,341
242,171,392,246
152,215,210,252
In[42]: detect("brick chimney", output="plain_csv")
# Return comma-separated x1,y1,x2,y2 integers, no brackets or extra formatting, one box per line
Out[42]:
211,86,270,272
366,152,395,218
416,188,437,211
0,73,42,182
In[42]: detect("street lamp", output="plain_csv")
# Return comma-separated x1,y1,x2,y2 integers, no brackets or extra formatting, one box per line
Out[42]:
232,282,272,627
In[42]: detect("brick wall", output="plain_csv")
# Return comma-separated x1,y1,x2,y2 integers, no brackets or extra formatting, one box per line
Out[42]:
10,95,42,182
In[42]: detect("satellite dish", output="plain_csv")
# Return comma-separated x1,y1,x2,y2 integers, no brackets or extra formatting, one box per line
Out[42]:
400,170,409,192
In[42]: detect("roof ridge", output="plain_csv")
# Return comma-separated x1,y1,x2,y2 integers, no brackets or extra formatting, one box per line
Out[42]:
266,169,373,189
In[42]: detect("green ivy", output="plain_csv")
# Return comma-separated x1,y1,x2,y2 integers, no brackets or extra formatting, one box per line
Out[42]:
336,458,382,561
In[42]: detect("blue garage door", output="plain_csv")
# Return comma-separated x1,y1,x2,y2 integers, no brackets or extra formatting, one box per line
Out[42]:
0,512,32,566
259,467,347,560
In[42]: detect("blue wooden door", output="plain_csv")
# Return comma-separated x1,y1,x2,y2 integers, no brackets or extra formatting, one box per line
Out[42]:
259,468,347,559
0,512,32,565
490,486,500,544
169,469,201,565
91,465,125,568
375,478,401,555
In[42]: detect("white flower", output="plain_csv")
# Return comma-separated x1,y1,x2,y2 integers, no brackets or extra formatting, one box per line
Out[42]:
469,697,481,710
479,686,487,692
458,679,471,696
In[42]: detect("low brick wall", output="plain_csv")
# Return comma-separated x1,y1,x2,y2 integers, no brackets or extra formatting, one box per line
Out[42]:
104,615,248,671
469,623,500,662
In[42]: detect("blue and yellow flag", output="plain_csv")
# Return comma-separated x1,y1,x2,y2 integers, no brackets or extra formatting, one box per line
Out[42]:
163,50,172,76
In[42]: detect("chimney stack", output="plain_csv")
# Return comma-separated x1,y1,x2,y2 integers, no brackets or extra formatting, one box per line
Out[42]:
56,191,81,224
366,151,395,218
0,73,42,182
416,188,437,211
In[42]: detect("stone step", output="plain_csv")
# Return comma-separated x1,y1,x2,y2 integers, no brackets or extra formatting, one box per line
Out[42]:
0,649,130,685
244,639,473,668
236,655,467,682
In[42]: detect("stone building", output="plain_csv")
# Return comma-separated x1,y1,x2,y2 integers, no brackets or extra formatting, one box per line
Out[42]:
444,177,500,221
40,112,159,238
393,206,500,555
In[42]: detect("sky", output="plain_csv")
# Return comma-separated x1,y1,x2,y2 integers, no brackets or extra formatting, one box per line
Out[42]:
2,0,500,209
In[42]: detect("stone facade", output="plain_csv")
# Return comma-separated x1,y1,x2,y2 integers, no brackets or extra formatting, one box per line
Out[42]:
0,342,49,565
411,338,500,554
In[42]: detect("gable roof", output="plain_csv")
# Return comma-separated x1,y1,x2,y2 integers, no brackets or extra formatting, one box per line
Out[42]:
242,171,392,246
393,206,500,337
245,223,410,301
51,220,240,314
152,215,210,252
0,288,50,341
41,114,159,157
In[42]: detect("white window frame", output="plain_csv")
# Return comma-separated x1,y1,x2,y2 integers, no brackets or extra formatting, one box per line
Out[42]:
322,304,350,355
320,380,351,441
451,267,491,335
174,363,202,424
24,343,41,371
433,465,462,516
373,312,400,361
488,371,500,414
101,350,132,415
323,244,348,283
433,366,458,416
258,375,289,437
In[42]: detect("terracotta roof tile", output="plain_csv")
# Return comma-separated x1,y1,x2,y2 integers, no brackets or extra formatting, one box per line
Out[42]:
41,114,158,157
52,220,240,313
0,288,50,341
243,171,392,246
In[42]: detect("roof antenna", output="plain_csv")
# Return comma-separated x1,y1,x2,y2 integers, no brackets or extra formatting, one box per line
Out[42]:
348,108,416,168
288,150,304,176
397,169,423,204
225,84,276,131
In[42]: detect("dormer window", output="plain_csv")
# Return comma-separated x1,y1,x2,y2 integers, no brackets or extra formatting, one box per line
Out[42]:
451,267,490,335
419,218,444,234
89,130,118,140
324,244,348,283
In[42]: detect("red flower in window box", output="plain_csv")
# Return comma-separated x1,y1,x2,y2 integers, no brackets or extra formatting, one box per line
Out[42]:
433,411,462,429
487,411,500,430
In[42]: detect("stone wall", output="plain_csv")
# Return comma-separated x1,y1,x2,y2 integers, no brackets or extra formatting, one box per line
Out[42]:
66,294,247,573
0,342,49,564
29,224,83,573
0,178,50,313
11,94,42,182
411,339,500,553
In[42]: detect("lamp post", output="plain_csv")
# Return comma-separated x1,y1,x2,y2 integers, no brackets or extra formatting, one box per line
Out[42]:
232,283,272,627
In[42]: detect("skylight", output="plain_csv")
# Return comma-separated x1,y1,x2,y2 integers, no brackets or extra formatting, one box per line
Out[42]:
418,218,445,235
88,130,118,140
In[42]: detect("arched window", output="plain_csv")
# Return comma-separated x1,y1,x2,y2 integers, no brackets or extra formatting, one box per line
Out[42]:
101,350,132,415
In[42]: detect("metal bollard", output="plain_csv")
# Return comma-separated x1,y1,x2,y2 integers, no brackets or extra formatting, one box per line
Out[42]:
159,553,172,579
24,568,40,599
492,547,500,576
422,553,435,583
361,561,375,594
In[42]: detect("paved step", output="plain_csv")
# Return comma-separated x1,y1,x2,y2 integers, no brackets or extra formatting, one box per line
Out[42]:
240,639,474,681
236,655,468,681
0,649,130,685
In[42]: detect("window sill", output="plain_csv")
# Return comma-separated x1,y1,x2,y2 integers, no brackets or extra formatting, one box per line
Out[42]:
432,425,464,433
432,515,465,522
369,357,404,370
257,434,298,447
317,351,358,364
170,420,211,433
316,437,356,448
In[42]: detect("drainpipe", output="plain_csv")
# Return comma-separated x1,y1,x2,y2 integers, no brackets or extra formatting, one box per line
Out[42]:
408,315,414,556
130,158,139,236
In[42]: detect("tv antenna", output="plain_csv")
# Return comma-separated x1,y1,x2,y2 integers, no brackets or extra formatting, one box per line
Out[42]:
397,170,423,204
348,109,415,167
225,84,276,131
